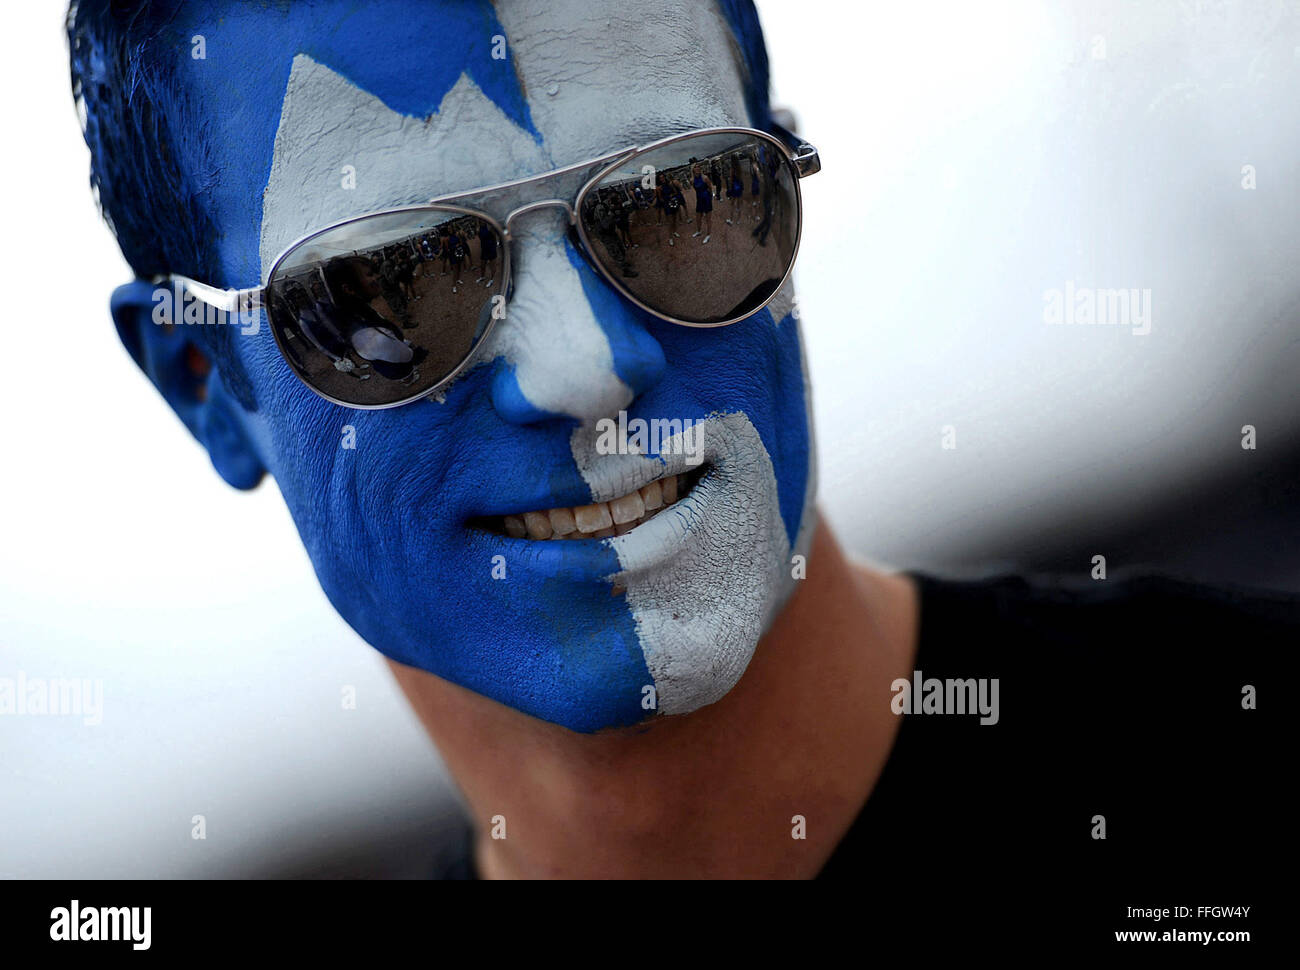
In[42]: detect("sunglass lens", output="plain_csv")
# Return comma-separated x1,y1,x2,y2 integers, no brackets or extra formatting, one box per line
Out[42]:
580,131,798,325
266,208,505,406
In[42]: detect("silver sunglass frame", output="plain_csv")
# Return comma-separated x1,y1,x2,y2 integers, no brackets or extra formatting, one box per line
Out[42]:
153,123,820,410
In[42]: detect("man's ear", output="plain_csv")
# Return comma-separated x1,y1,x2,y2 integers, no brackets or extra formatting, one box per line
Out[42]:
111,280,266,491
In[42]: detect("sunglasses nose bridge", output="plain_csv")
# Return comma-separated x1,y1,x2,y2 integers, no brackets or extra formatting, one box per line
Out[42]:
503,198,576,237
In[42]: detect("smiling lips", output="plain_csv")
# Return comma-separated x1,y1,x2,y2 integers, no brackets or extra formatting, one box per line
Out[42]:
498,471,698,540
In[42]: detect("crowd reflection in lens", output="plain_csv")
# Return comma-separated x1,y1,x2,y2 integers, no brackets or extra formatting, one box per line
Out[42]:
581,136,796,323
267,214,502,403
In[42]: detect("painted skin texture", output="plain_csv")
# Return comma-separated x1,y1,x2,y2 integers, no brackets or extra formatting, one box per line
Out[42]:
106,0,816,732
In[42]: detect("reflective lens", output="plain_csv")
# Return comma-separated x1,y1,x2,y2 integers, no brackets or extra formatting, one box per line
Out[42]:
579,131,799,325
266,207,506,407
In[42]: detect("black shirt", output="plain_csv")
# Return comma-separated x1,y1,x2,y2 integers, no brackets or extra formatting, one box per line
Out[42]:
432,572,1292,882
822,572,1289,897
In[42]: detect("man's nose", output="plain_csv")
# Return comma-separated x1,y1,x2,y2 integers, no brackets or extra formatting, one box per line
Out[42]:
484,213,665,424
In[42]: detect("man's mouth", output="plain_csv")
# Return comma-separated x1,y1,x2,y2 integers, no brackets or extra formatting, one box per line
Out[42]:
476,465,708,540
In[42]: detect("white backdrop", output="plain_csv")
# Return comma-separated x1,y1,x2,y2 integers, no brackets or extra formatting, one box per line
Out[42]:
2,1,1297,877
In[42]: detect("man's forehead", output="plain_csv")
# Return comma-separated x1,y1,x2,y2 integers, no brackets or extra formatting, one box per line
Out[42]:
492,1,750,162
166,0,535,285
255,0,749,275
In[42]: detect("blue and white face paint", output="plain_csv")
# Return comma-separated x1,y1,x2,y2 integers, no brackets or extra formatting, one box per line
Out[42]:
176,0,815,731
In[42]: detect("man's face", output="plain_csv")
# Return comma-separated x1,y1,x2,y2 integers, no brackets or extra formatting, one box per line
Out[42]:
351,265,382,300
170,0,814,732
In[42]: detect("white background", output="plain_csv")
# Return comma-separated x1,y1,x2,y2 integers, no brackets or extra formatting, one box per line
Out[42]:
2,1,1297,876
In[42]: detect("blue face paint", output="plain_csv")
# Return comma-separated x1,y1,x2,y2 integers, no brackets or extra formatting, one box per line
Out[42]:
82,0,814,731
142,0,539,291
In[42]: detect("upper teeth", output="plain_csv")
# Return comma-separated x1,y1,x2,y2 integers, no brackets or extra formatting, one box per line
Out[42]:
502,474,685,540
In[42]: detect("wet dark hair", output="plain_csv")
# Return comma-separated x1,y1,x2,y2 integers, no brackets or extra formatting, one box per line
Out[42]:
68,0,259,408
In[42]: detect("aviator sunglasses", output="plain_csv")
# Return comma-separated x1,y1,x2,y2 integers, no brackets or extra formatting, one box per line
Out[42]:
156,124,821,409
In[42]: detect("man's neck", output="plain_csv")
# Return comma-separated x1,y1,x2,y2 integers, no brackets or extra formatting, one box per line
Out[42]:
387,518,918,878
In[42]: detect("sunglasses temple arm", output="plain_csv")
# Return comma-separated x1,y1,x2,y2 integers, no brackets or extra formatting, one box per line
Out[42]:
769,121,821,179
152,274,265,314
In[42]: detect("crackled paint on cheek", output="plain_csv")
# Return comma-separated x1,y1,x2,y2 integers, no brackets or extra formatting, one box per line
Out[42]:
215,0,814,730
567,285,817,716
